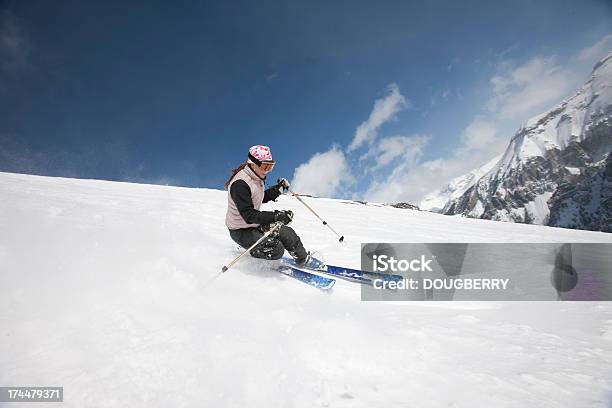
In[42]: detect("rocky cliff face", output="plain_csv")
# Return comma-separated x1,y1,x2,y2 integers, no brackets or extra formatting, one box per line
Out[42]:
439,53,612,232
547,152,612,232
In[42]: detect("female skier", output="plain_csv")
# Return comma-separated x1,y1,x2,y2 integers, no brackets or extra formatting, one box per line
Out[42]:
224,145,317,267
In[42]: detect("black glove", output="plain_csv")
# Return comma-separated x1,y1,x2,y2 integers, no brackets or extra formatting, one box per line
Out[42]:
274,210,293,225
276,178,290,192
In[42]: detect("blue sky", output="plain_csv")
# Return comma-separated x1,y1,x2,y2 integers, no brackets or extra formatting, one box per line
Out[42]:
1,0,611,202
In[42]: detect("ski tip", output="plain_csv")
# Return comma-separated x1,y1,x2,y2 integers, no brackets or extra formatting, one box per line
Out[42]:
221,266,228,273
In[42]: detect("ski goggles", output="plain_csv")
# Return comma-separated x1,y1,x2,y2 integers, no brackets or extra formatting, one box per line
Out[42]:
258,161,276,172
248,152,276,172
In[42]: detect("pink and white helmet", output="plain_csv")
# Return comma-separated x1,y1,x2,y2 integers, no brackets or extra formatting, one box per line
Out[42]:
247,145,274,165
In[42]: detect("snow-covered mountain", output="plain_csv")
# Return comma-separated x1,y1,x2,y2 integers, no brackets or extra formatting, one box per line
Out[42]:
2,171,612,407
437,52,612,232
420,154,502,212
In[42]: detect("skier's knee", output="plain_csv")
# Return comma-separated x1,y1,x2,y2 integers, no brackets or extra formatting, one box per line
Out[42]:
268,245,285,260
266,238,285,260
250,239,284,260
278,225,297,239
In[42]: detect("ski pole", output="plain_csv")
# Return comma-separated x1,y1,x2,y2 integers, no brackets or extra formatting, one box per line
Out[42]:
287,187,345,242
221,222,283,273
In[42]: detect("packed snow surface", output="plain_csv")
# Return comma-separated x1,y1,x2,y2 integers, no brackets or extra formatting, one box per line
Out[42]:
1,172,612,407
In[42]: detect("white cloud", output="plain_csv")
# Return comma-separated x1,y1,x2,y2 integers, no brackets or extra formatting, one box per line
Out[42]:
456,117,498,155
347,83,409,152
359,99,497,204
291,146,354,197
289,85,408,199
361,134,429,172
363,147,501,204
578,33,612,62
361,136,430,202
353,82,504,203
487,56,573,119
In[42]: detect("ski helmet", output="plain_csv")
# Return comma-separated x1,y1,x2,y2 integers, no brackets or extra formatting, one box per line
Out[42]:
248,145,275,170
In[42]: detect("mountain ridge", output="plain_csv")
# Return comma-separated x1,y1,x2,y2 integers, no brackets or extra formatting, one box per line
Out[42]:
427,52,612,232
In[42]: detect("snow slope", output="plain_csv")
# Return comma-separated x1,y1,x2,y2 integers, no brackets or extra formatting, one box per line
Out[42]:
1,171,612,407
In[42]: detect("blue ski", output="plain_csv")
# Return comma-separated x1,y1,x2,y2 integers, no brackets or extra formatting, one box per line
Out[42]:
329,264,403,283
281,257,402,285
277,265,335,290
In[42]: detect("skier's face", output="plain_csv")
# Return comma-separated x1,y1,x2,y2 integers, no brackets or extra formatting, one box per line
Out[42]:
251,161,274,178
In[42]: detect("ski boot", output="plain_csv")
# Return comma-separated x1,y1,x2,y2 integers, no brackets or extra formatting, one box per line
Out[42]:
295,252,325,271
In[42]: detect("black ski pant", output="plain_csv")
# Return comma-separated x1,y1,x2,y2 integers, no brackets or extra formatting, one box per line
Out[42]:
228,225,307,261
